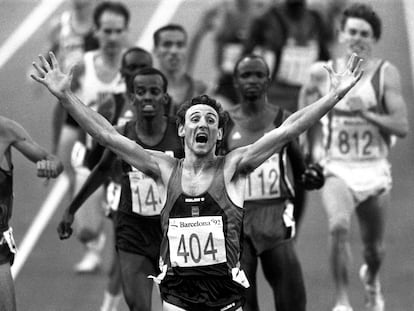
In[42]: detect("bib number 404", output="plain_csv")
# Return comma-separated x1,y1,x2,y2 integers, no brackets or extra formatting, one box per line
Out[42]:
168,217,227,267
177,232,217,264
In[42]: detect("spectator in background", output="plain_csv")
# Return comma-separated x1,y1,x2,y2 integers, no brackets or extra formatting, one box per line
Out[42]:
153,24,207,116
187,0,272,109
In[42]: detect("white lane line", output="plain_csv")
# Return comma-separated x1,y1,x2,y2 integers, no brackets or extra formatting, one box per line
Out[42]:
11,0,184,279
11,174,70,279
403,0,414,88
0,0,65,70
135,0,185,51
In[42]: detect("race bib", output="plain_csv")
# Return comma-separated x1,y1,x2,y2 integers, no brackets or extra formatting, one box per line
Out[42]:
221,43,243,73
129,168,163,216
245,154,281,201
117,109,135,127
106,182,121,212
128,151,173,215
71,141,87,168
168,216,227,267
329,116,384,161
277,39,319,86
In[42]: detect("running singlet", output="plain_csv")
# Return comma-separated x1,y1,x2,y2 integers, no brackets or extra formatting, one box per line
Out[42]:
0,165,13,233
0,161,16,264
160,157,244,277
57,11,99,72
323,60,390,162
222,107,295,202
77,51,125,108
118,119,184,217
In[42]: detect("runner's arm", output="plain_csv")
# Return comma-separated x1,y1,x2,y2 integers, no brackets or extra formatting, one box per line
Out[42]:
69,149,115,216
31,52,166,180
359,63,409,137
8,119,63,178
57,149,115,240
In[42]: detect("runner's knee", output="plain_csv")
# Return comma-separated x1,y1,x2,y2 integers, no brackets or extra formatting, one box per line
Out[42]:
363,243,385,266
76,228,98,242
329,220,350,239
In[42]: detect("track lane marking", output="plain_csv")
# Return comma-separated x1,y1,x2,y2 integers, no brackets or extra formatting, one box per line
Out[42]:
0,0,65,70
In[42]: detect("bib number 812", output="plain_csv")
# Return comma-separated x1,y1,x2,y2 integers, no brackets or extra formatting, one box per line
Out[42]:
338,130,373,156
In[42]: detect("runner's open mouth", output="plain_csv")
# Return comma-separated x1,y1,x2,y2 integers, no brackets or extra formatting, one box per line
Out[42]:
196,133,208,143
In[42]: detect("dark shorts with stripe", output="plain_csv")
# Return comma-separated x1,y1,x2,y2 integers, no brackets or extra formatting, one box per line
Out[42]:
114,210,162,263
160,275,245,311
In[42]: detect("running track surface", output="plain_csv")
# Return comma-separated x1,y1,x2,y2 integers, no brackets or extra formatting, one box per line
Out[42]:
1,1,413,310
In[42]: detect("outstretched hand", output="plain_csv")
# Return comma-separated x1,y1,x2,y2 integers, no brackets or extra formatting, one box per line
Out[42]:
31,52,73,100
324,53,363,100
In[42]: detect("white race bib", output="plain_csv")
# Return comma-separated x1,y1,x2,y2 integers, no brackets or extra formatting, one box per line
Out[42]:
277,39,319,86
117,109,134,127
168,216,227,267
329,115,384,161
70,141,86,168
129,168,163,216
106,182,122,212
221,43,243,73
245,154,281,201
129,150,174,215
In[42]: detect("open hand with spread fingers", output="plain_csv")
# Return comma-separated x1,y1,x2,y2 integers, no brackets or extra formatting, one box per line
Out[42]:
324,53,363,100
31,51,73,100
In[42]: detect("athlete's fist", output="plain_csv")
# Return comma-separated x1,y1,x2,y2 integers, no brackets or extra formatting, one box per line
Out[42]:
57,210,74,240
300,163,325,190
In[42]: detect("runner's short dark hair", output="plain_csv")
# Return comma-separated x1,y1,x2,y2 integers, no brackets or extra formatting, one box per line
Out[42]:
340,3,382,40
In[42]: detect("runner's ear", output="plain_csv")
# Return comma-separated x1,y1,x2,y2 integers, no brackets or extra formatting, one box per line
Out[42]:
178,123,185,138
217,128,223,141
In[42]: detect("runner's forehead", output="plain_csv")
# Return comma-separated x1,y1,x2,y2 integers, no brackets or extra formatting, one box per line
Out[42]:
133,74,164,88
159,30,186,43
186,104,218,117
237,58,268,73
